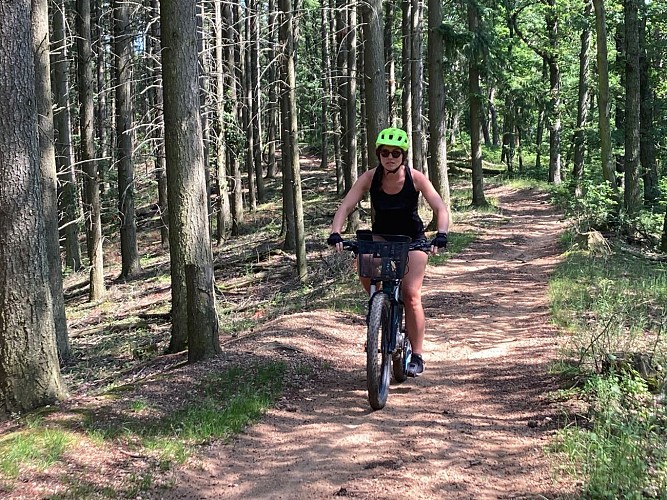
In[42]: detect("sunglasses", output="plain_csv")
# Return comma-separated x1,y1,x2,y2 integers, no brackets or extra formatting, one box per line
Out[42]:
380,149,403,158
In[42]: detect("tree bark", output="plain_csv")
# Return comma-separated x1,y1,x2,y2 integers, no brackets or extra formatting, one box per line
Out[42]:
32,0,70,361
384,2,397,125
469,2,486,207
241,7,257,212
76,0,106,301
147,0,169,248
320,1,331,171
279,0,307,281
361,0,389,162
185,264,222,361
401,0,412,167
572,0,592,196
0,1,66,415
114,0,142,279
592,0,618,196
161,0,220,359
214,0,232,241
51,0,83,272
267,0,279,179
249,0,265,203
344,2,359,232
426,0,450,229
638,13,659,204
410,0,425,175
623,0,641,215
546,0,561,184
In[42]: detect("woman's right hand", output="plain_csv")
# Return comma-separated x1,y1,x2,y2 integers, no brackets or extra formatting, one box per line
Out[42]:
327,232,343,252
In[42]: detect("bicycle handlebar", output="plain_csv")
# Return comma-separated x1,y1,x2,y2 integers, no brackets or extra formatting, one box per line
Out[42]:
341,238,431,254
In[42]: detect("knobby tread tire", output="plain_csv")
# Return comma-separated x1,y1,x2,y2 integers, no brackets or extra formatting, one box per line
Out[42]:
392,305,408,383
367,292,391,410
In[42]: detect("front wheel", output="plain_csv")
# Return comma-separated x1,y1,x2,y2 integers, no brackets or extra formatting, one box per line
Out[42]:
367,292,391,410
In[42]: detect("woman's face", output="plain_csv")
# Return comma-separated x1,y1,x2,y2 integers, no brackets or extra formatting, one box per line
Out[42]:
378,146,404,170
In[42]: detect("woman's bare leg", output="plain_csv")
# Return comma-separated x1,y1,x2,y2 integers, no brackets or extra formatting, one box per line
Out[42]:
401,250,428,354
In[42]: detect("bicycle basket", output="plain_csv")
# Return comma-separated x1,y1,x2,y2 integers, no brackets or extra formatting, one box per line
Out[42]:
356,232,412,280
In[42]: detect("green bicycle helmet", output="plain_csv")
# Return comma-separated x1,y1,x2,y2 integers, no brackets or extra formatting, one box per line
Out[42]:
375,127,409,151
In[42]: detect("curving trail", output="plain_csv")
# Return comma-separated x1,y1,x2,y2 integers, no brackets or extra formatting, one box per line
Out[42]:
150,186,578,500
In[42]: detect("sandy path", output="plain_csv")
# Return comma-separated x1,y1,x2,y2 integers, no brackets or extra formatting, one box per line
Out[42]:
150,186,577,500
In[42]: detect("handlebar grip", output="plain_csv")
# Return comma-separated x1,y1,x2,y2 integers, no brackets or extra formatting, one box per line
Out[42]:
342,240,358,252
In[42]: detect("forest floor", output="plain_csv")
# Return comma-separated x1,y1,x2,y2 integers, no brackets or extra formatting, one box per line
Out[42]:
3,161,582,499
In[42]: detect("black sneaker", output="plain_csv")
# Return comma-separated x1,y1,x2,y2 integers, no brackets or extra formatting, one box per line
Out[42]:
407,354,424,377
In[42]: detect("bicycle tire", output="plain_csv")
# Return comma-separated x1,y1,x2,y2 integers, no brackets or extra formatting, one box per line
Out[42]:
392,304,409,383
367,292,391,410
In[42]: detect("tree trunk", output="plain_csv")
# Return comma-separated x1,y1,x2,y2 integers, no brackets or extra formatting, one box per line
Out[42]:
320,1,331,171
279,0,307,281
623,0,641,215
638,14,659,204
426,0,450,230
344,2,359,232
114,0,142,279
161,0,220,359
94,2,110,197
241,8,257,212
361,0,389,162
148,0,169,248
335,0,349,197
51,0,83,272
572,0,592,197
198,5,214,238
224,2,243,235
331,0,344,195
401,0,412,167
32,0,70,361
546,0,561,184
489,87,499,146
249,0,265,203
267,0,279,179
384,2,397,125
0,1,66,415
469,2,486,207
185,264,222,361
76,0,106,301
592,0,618,196
214,0,232,241
410,0,425,175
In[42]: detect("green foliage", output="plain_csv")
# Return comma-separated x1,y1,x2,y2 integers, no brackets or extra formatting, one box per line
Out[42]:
549,250,667,363
153,363,284,442
551,180,619,233
549,230,667,496
553,373,667,498
0,421,73,479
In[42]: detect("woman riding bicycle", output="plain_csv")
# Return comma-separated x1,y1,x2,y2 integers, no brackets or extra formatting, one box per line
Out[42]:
327,127,449,377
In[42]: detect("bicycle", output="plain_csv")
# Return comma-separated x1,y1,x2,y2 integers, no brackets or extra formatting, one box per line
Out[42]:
342,230,430,410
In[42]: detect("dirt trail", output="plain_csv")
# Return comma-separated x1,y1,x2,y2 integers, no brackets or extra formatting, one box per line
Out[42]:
151,185,577,499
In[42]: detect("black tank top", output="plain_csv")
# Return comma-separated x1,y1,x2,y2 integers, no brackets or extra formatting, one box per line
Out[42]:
370,166,425,240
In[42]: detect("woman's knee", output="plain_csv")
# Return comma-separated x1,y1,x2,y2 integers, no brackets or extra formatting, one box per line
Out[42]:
402,285,422,308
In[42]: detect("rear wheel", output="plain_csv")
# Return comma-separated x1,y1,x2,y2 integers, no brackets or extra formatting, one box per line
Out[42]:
392,305,409,383
367,292,391,410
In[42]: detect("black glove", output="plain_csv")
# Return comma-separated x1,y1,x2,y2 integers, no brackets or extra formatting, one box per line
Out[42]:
431,231,448,249
327,232,343,246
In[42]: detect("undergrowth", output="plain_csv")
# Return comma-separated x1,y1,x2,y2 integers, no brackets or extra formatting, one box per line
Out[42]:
548,219,667,496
